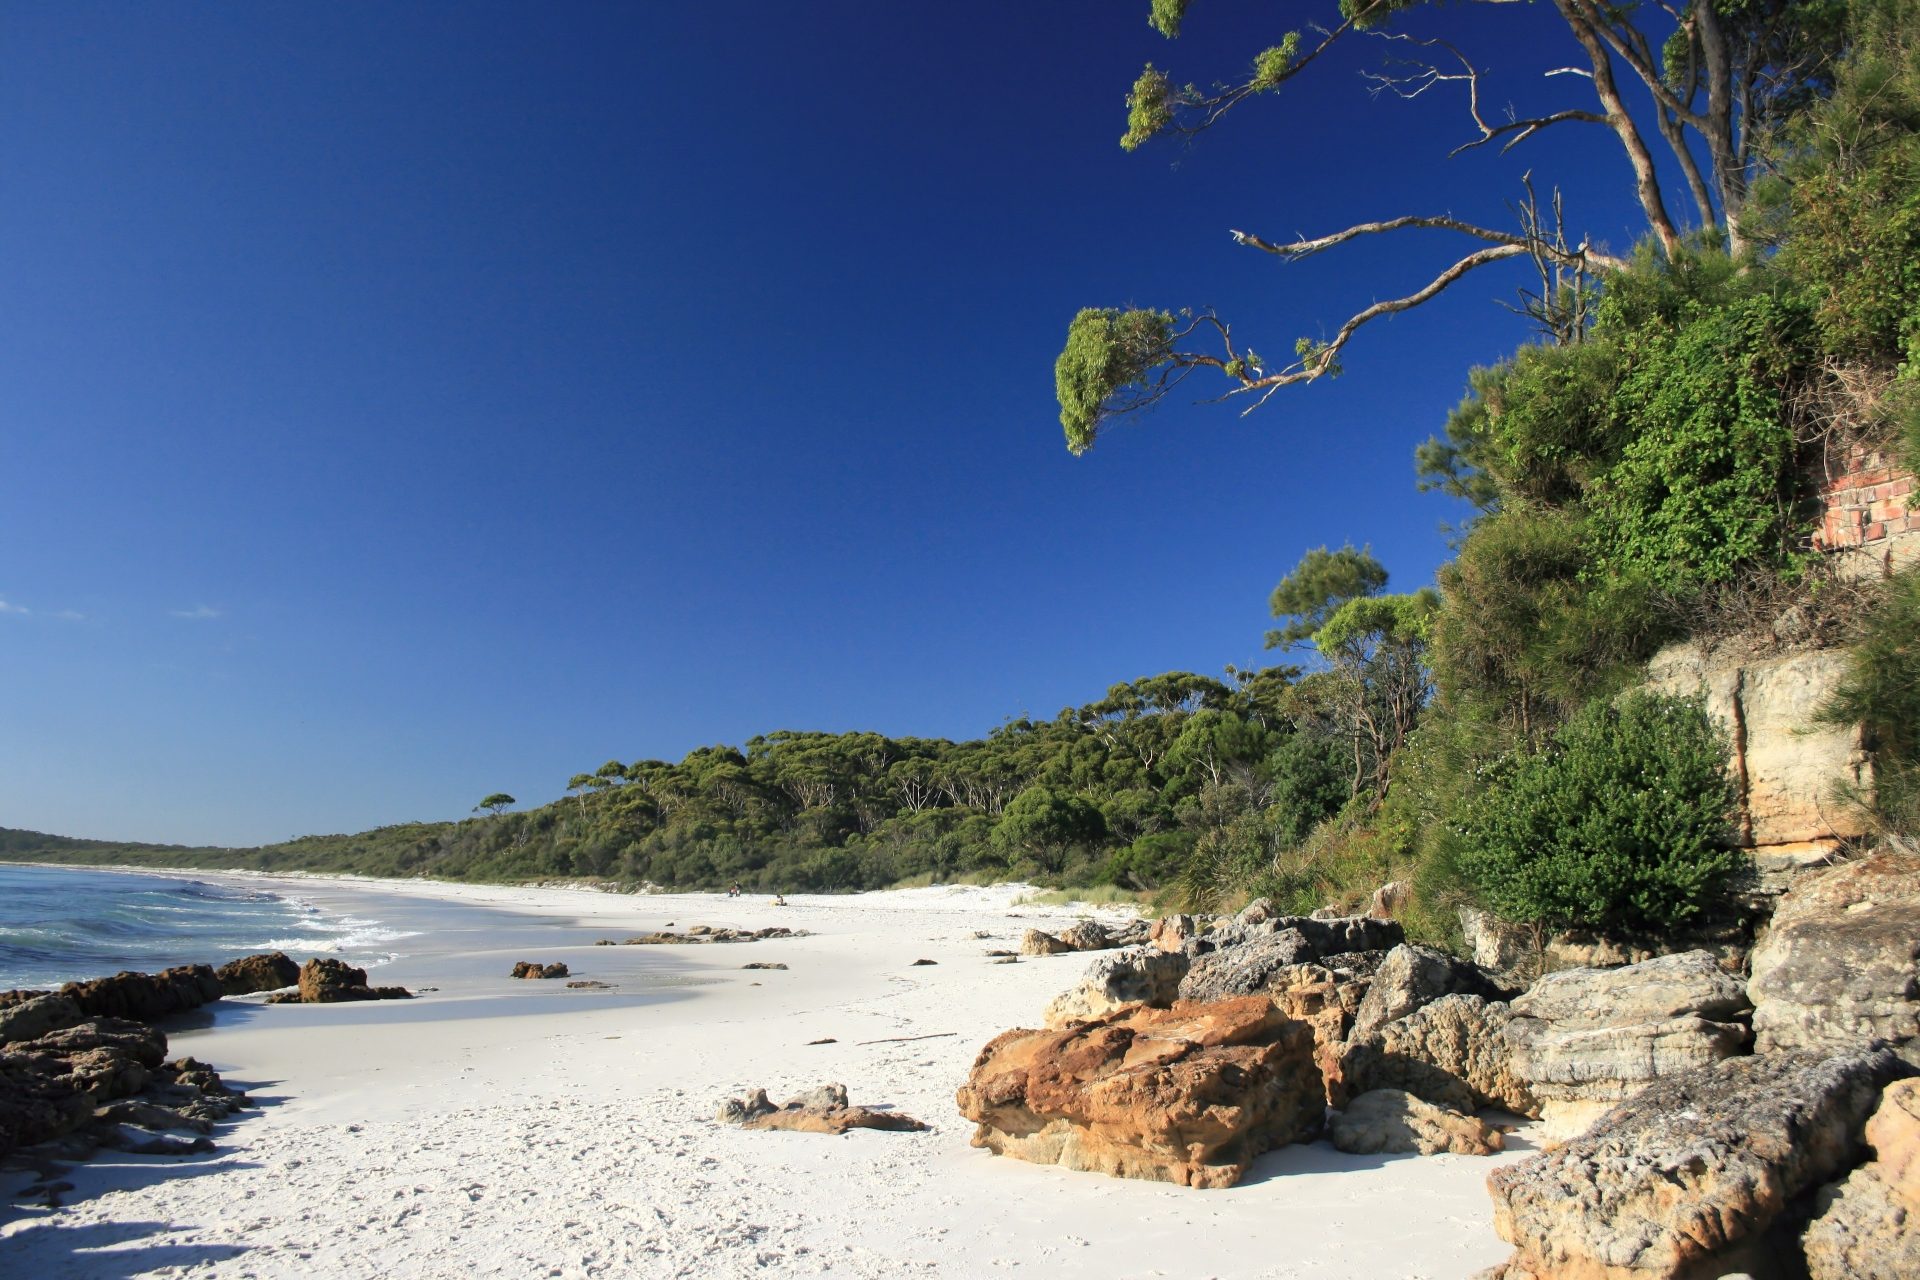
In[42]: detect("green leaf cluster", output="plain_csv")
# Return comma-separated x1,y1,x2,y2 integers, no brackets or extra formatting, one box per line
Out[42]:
1055,307,1174,453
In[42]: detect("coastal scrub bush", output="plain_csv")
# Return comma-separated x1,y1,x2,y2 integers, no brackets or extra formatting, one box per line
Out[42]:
1457,691,1739,931
1821,566,1920,832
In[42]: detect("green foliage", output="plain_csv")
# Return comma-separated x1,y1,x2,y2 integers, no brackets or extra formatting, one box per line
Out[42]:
1821,566,1920,830
1266,543,1388,649
1588,294,1809,591
1457,692,1740,931
1251,35,1301,91
1430,508,1666,742
1055,307,1175,452
1147,0,1189,39
1121,66,1176,152
474,793,516,817
991,785,1107,872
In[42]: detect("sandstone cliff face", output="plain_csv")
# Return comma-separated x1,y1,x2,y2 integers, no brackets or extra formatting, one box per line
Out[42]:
1646,642,1871,866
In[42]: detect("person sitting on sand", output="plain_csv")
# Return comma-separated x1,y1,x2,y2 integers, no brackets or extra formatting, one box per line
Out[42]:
771,893,787,906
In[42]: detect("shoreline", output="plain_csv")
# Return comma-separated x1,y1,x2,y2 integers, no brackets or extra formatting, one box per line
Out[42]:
1,875,1530,1278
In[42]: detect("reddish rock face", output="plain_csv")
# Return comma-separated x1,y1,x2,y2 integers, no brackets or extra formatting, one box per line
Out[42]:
954,996,1323,1188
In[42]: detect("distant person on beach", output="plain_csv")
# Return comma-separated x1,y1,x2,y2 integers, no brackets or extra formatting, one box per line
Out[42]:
727,882,741,898
771,893,787,906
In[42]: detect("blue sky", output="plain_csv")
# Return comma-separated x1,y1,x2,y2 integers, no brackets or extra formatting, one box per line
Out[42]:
1,2,1666,844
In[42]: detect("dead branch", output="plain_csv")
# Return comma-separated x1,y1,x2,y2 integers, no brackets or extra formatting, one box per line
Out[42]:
1359,32,1608,157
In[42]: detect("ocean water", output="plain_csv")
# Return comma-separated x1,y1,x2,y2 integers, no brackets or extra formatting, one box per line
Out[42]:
0,863,415,991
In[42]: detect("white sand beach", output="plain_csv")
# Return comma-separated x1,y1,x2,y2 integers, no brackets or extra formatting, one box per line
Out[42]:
0,878,1534,1279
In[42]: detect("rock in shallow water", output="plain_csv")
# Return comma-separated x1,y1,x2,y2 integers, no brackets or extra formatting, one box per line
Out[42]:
955,996,1323,1188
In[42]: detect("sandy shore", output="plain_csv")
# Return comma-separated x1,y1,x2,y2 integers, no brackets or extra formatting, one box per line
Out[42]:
0,876,1534,1278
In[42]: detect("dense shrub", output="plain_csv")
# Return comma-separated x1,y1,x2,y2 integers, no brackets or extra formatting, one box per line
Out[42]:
1457,691,1739,931
1822,567,1920,831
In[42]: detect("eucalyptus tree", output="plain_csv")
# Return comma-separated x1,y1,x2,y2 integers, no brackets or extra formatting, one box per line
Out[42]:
1056,0,1847,453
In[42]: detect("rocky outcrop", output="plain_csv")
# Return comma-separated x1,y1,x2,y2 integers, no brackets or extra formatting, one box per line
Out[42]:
1749,846,1920,1055
0,1009,249,1161
610,926,808,945
1647,641,1872,863
266,958,412,1004
1349,943,1505,1043
1019,929,1074,956
216,952,300,995
955,997,1323,1188
1329,1088,1504,1157
1486,1048,1911,1280
1335,994,1536,1116
1176,914,1403,1003
1177,928,1318,1003
510,961,570,979
1804,1077,1920,1280
1042,947,1190,1027
716,1083,928,1134
0,994,86,1045
1504,951,1750,1141
59,965,226,1023
1459,907,1750,989
1148,914,1203,952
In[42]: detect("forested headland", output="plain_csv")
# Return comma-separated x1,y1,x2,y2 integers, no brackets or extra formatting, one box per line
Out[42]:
9,0,1920,949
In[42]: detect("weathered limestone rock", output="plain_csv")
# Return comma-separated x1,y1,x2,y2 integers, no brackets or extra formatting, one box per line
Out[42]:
267,958,412,1004
1647,642,1872,855
1749,846,1920,1055
1019,929,1074,956
1803,1077,1920,1280
1177,928,1318,1003
1504,951,1751,1141
1042,947,1190,1027
955,997,1324,1188
1335,994,1536,1116
1350,943,1504,1043
1487,1048,1910,1280
1330,1088,1504,1157
1057,920,1113,951
0,994,86,1046
716,1082,928,1134
215,952,299,996
1511,950,1749,1028
1184,913,1404,960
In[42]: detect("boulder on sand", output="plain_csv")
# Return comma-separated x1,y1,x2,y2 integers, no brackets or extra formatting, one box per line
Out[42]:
1329,1088,1504,1157
216,952,300,996
58,965,225,1023
955,996,1323,1188
1486,1047,1912,1280
1348,943,1504,1042
1333,993,1536,1116
267,958,412,1004
716,1082,928,1134
509,961,570,980
1019,929,1073,956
